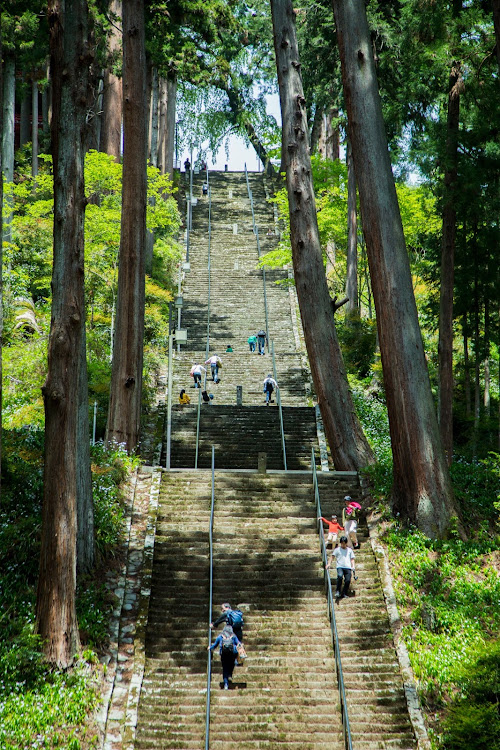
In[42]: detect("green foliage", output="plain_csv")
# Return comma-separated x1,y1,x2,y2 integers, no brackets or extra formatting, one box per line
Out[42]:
441,639,500,750
0,434,137,749
336,313,377,378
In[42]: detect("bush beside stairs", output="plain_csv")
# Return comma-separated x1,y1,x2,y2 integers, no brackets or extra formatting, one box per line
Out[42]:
134,170,418,749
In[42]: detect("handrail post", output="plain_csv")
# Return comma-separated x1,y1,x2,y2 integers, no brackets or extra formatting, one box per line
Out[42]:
272,340,287,471
166,331,173,470
205,445,215,750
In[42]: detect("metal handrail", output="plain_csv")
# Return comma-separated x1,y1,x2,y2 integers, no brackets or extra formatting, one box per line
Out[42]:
311,449,353,750
271,340,287,471
204,446,215,750
195,171,212,469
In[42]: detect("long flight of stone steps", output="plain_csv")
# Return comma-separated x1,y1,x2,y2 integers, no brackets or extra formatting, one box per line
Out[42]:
135,169,418,750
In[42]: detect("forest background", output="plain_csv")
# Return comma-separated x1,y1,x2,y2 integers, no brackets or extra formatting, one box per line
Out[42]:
1,0,499,748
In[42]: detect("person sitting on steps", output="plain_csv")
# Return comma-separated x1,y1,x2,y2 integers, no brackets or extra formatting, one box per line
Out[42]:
178,389,191,406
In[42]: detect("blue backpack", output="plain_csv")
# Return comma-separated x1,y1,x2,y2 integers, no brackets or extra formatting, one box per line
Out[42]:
227,609,243,628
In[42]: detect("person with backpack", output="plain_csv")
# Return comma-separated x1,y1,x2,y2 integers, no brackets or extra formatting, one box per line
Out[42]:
342,495,361,549
256,329,267,355
263,374,278,406
247,334,257,352
210,602,244,642
208,624,241,690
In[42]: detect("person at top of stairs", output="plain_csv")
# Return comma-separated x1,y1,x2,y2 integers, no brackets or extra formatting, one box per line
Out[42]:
208,625,241,690
257,328,268,355
205,354,222,382
189,362,206,388
263,373,278,405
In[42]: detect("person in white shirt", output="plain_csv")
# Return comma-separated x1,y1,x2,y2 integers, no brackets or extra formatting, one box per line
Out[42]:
190,363,206,388
327,536,356,601
205,354,222,382
263,374,278,405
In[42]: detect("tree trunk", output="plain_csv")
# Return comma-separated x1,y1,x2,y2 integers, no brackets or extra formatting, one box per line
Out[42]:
2,55,15,252
165,73,176,177
310,105,322,154
77,327,94,575
32,80,39,177
492,0,500,69
483,296,490,416
345,138,358,313
20,81,31,147
462,315,471,419
36,0,91,667
332,0,457,536
438,63,462,466
106,0,147,451
100,0,122,159
271,0,374,471
149,65,159,167
158,77,167,173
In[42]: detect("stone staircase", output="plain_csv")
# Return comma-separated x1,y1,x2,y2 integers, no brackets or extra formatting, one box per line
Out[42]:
134,170,418,750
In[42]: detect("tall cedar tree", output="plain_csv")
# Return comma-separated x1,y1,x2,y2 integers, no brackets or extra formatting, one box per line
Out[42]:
332,0,458,536
100,0,122,159
36,0,91,666
270,0,374,471
438,61,462,465
106,0,147,450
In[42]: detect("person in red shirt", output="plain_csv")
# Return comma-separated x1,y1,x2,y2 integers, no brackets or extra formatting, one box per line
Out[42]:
318,514,344,549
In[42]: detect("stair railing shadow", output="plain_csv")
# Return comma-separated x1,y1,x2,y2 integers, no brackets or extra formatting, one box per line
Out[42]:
312,449,353,750
204,446,215,750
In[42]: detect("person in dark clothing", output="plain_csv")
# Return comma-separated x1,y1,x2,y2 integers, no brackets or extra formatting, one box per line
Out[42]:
208,625,240,689
256,329,267,355
210,602,244,642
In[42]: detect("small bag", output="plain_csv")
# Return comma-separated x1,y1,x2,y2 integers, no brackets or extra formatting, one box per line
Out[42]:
236,642,247,664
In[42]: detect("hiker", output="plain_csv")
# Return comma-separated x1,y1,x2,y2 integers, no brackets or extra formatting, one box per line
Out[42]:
210,602,244,642
202,183,208,195
205,354,222,382
328,535,356,601
263,374,278,406
190,363,206,388
178,389,191,406
225,344,233,353
184,157,191,172
342,496,361,549
208,624,241,690
256,329,267,355
247,334,257,352
318,514,344,548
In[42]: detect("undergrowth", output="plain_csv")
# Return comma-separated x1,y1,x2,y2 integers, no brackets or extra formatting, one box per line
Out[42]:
353,381,500,750
0,431,136,749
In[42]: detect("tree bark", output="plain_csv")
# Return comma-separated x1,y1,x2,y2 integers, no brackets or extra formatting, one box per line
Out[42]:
346,138,358,313
2,55,15,252
149,65,159,167
106,0,147,451
100,0,122,159
32,80,39,177
158,76,167,173
332,0,457,536
492,0,500,69
36,0,91,667
165,72,176,178
462,315,471,419
271,0,374,471
438,63,462,466
20,81,31,147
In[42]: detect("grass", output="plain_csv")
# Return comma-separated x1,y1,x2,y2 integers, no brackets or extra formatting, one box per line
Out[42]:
353,382,500,750
0,431,137,750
